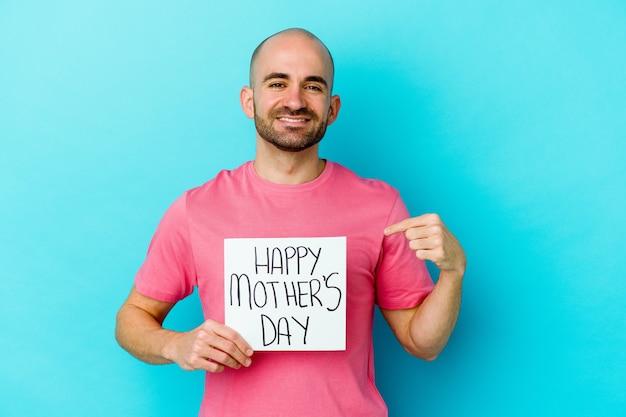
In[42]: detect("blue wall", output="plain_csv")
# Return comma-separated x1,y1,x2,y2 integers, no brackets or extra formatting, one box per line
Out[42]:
1,1,625,416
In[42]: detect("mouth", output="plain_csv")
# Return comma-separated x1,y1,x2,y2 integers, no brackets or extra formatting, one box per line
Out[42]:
277,116,309,123
276,116,310,125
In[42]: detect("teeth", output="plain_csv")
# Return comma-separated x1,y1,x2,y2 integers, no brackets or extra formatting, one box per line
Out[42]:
279,117,306,122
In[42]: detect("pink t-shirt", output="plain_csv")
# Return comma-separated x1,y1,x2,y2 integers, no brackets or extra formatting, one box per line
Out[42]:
136,161,434,417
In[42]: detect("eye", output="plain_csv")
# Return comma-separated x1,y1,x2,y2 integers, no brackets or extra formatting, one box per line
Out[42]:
269,82,285,88
305,84,324,92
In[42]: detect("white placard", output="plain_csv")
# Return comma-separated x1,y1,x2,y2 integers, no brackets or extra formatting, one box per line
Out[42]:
224,237,346,351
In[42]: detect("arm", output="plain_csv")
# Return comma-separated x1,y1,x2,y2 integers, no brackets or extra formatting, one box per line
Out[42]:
115,286,254,372
381,213,465,361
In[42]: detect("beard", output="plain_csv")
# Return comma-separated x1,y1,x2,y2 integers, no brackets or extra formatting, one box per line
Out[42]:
254,106,328,152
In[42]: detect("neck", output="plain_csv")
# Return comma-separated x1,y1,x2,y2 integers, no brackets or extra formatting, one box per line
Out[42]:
254,139,326,185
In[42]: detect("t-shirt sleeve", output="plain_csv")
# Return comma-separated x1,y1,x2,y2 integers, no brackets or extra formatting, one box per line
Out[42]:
375,194,434,309
134,194,197,303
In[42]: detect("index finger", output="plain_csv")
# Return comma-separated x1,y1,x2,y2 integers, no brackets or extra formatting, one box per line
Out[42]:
216,325,254,359
384,214,431,236
205,320,254,366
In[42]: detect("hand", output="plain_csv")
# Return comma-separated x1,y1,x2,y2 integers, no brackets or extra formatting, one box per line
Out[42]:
385,213,466,276
165,319,254,373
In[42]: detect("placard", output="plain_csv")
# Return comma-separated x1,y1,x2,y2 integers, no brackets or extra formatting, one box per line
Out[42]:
224,237,346,351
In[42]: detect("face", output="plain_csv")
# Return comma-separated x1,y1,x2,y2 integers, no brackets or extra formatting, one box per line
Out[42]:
241,32,340,152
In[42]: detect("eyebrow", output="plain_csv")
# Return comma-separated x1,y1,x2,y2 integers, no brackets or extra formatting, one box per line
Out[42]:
262,72,328,88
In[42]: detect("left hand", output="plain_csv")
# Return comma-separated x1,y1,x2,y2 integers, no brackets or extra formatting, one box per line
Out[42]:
385,213,466,275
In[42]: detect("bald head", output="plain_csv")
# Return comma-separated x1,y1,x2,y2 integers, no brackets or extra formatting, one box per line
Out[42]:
249,28,335,91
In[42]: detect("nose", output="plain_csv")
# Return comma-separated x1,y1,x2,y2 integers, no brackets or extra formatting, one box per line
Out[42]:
282,85,306,110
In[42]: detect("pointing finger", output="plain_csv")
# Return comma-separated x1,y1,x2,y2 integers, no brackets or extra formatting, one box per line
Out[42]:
384,214,434,236
384,218,411,236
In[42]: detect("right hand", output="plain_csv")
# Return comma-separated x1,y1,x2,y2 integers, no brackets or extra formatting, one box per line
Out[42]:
165,319,254,373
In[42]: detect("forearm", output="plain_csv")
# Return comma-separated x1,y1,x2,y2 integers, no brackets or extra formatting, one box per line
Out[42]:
115,304,179,365
407,270,463,360
384,213,466,360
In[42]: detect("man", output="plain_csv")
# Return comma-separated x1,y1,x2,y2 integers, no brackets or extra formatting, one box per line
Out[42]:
116,28,465,416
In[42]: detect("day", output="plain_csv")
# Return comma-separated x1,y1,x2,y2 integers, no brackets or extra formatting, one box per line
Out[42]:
260,314,311,347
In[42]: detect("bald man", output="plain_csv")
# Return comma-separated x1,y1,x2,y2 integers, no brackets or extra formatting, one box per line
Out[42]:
116,28,465,417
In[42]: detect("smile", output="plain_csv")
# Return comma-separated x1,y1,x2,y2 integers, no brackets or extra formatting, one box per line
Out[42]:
278,117,309,123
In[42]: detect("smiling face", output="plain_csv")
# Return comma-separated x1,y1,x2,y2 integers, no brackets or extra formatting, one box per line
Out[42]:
241,30,340,153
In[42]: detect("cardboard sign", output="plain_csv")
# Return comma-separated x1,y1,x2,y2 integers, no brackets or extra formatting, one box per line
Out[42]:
224,237,346,351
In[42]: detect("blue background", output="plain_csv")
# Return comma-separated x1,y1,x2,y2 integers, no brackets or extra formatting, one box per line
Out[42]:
1,1,625,416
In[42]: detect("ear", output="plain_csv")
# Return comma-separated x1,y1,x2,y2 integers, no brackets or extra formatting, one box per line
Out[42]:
326,94,341,126
240,86,255,119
